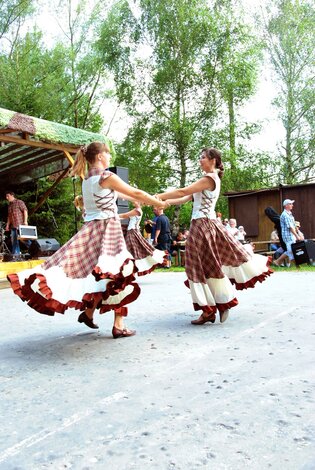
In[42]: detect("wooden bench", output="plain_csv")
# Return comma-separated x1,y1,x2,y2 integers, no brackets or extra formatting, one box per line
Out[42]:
252,240,275,257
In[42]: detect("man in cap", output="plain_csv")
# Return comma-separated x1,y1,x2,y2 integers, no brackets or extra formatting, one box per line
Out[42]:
273,199,303,267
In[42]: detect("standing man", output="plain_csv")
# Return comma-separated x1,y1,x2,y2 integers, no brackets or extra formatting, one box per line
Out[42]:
5,191,29,255
153,207,172,268
273,199,303,267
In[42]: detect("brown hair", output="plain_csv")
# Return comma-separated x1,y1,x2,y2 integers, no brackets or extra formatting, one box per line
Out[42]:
70,141,111,179
202,147,224,179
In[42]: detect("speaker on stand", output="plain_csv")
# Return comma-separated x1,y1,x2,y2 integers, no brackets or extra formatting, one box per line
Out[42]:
109,166,130,228
29,238,60,258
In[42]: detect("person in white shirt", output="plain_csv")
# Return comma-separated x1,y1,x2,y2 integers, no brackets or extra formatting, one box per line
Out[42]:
237,225,246,242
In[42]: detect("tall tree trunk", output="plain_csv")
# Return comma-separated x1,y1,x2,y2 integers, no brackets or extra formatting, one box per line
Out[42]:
285,82,294,184
171,147,187,236
228,88,237,173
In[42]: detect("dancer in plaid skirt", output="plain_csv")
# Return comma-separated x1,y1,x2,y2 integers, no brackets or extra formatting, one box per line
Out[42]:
157,147,272,325
120,201,167,275
7,142,166,338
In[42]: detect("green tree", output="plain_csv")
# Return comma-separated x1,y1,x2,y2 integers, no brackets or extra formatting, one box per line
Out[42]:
51,0,112,131
98,0,262,230
265,0,315,183
0,0,33,43
216,11,262,178
0,32,72,121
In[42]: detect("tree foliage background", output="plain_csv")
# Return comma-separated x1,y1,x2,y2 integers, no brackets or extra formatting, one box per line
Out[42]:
0,0,314,240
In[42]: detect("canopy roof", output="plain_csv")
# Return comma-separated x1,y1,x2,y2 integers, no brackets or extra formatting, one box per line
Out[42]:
0,107,113,188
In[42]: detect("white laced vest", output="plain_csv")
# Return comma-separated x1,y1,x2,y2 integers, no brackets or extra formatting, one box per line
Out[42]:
82,170,118,221
191,172,220,220
127,209,142,230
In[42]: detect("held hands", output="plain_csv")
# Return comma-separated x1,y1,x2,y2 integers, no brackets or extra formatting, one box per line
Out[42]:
153,194,170,209
152,197,168,209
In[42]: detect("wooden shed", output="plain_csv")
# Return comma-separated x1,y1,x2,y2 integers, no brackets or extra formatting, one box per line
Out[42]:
225,183,315,242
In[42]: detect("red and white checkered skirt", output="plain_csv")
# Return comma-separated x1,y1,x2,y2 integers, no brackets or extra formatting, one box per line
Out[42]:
125,229,167,275
7,218,141,316
185,218,272,314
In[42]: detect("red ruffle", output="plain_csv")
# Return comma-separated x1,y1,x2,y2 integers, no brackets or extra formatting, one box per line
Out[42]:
137,251,168,277
7,259,141,317
230,267,273,291
193,297,238,314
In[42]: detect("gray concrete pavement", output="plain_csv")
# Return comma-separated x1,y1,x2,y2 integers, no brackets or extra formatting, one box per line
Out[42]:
0,271,314,470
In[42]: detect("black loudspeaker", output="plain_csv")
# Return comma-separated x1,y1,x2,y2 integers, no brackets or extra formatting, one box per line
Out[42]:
109,166,129,208
29,238,60,258
291,240,315,266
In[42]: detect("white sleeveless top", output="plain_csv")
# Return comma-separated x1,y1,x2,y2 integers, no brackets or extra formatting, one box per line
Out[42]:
191,172,220,220
82,169,118,222
127,208,142,230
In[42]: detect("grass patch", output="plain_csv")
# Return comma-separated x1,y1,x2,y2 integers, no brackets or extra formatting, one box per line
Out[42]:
270,264,315,272
155,265,315,273
155,266,185,272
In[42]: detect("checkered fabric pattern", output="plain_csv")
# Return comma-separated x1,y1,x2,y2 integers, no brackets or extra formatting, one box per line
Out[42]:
280,210,296,246
185,218,250,283
43,218,125,278
8,199,27,228
125,229,154,259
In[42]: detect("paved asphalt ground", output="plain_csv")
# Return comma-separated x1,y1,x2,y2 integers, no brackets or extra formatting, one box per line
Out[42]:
0,271,314,470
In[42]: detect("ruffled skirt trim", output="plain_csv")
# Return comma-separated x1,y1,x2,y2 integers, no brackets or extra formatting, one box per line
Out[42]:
125,229,167,276
7,257,141,316
184,218,273,313
7,218,141,317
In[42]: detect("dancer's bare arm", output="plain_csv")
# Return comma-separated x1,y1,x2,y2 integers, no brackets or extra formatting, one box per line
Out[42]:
101,174,165,208
157,175,215,200
119,208,139,219
164,195,192,206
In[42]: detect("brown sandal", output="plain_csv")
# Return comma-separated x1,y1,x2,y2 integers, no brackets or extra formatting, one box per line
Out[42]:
191,313,216,325
112,326,136,339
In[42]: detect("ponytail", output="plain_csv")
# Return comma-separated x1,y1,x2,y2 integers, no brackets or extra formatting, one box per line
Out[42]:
70,142,110,179
217,162,224,180
70,146,87,179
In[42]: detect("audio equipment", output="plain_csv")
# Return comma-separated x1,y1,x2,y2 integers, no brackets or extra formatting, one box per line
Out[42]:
29,238,60,258
291,240,315,266
18,225,38,240
109,166,129,208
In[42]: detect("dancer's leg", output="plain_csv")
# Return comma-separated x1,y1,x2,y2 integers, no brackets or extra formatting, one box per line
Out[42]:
78,299,99,329
112,307,136,338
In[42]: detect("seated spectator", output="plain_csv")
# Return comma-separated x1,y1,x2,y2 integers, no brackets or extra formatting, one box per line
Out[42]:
237,225,246,242
295,221,304,240
226,218,239,237
216,212,222,222
143,219,155,244
171,231,186,266
222,218,229,227
270,227,281,251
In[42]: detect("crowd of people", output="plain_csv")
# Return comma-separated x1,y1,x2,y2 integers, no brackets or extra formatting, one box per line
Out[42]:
6,143,273,337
